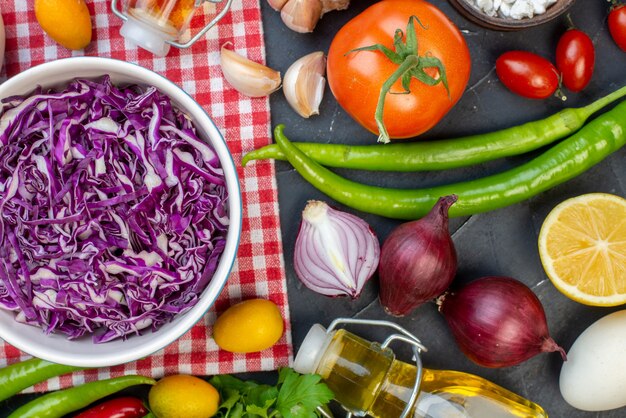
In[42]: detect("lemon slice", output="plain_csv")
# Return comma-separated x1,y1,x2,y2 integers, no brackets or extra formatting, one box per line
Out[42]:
538,193,626,306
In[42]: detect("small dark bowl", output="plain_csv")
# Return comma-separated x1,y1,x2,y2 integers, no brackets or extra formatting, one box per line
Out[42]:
448,0,577,31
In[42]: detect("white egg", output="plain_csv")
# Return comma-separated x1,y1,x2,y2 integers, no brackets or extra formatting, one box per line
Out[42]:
560,310,626,411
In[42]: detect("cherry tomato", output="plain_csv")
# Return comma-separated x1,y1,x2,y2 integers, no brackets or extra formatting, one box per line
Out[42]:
556,29,595,92
326,0,471,140
495,51,560,99
609,3,626,51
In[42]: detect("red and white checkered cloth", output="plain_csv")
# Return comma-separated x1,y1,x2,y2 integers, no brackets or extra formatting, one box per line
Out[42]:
0,0,292,391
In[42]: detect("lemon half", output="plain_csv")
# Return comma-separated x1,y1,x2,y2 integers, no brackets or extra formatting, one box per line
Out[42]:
538,193,626,306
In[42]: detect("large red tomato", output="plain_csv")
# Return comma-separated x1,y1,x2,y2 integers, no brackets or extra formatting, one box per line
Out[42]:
326,0,471,142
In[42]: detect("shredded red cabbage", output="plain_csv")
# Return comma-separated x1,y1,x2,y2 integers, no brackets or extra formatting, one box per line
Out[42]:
0,76,229,343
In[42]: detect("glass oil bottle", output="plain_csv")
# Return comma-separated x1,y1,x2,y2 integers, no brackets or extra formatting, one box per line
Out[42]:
111,0,232,56
294,318,548,418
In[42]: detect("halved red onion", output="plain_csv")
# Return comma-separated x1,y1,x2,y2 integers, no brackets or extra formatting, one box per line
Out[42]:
294,201,380,298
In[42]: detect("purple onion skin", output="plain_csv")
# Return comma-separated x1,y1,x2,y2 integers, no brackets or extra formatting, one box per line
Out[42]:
439,276,567,368
379,195,458,317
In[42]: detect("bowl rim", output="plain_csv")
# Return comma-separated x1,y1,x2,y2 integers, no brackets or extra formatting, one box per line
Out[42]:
448,0,576,30
0,56,243,367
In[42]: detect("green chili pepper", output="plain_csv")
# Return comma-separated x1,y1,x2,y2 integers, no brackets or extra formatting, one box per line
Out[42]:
243,85,626,171
273,99,626,220
7,375,156,418
0,358,84,403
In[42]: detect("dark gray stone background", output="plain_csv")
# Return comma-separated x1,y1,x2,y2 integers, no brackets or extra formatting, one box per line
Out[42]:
264,0,626,417
2,0,626,416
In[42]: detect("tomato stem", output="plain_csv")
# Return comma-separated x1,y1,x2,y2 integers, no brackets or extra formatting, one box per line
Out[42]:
375,55,420,143
346,16,450,143
554,73,568,102
564,13,575,30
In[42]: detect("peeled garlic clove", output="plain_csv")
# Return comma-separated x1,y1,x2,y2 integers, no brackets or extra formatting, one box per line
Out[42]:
321,0,349,14
268,0,289,11
220,43,281,97
283,51,326,118
280,0,323,33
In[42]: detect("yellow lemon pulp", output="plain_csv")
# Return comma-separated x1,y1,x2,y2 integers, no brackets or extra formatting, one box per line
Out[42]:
149,374,220,418
538,193,626,306
213,298,284,353
34,0,92,50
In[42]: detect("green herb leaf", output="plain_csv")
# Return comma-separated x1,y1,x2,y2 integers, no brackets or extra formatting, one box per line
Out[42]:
246,399,276,418
247,385,279,410
211,374,260,393
221,388,243,412
275,368,335,418
211,369,333,418
230,402,245,418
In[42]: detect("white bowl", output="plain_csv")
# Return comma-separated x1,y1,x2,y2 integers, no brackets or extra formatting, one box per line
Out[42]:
0,57,242,367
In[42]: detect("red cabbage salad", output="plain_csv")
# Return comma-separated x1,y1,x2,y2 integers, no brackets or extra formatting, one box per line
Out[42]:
0,76,230,343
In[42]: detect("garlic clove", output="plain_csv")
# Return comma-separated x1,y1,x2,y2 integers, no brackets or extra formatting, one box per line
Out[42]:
268,0,289,11
280,0,323,33
321,0,349,14
220,43,282,98
283,51,326,118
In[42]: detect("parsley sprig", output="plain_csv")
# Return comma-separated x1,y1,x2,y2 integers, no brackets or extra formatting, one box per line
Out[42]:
210,368,334,418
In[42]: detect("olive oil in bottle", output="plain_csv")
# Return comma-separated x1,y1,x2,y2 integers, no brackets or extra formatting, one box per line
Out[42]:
294,324,547,418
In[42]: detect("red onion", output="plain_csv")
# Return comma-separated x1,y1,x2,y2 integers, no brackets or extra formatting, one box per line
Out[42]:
378,195,458,316
294,200,380,298
438,276,567,368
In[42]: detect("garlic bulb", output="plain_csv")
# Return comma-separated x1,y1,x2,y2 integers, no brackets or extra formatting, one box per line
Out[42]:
294,200,380,299
280,0,323,33
283,51,326,118
220,43,282,97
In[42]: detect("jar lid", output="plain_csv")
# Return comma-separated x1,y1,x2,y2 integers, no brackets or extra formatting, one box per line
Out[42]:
293,324,332,375
120,16,174,57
